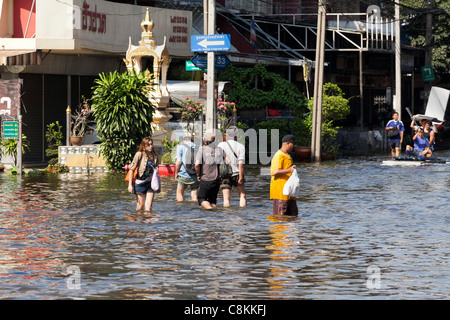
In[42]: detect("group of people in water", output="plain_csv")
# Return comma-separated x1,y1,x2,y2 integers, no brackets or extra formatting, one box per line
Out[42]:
126,126,299,216
386,111,438,159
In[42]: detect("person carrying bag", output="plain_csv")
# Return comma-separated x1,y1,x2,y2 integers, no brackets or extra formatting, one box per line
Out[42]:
127,137,160,212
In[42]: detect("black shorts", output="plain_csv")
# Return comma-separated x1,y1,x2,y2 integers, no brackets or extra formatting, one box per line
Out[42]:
197,179,221,205
389,141,401,149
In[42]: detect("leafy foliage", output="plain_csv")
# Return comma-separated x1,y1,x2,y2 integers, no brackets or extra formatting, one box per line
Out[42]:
70,97,93,137
45,121,64,166
1,135,31,166
44,163,69,173
256,119,291,147
217,96,236,133
292,83,350,154
400,0,450,81
178,97,203,137
219,64,308,112
90,70,156,171
161,136,179,164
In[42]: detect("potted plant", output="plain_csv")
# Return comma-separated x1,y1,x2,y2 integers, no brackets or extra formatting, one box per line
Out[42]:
159,136,179,176
70,97,93,146
217,96,236,135
292,83,350,160
178,97,203,138
290,115,312,161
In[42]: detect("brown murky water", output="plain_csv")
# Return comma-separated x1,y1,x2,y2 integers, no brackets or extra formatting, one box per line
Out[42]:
0,151,449,299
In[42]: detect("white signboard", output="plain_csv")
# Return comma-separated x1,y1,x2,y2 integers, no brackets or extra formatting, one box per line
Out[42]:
425,87,450,121
36,0,192,56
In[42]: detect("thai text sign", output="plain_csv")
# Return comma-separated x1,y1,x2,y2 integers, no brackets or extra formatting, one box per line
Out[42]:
191,34,231,52
0,79,22,118
2,121,19,139
192,54,230,69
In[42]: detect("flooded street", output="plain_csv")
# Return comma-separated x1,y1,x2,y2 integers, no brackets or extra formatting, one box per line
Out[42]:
0,151,449,300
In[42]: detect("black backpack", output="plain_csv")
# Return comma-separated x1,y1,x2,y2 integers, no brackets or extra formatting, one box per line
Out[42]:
182,144,198,175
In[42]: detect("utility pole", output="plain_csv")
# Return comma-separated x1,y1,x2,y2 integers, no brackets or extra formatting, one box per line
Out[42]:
393,1,401,119
205,0,216,133
424,0,433,96
311,0,326,162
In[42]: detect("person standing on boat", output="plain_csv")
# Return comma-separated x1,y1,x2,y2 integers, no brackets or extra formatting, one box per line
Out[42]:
128,137,159,212
270,134,298,216
386,112,405,157
405,128,433,159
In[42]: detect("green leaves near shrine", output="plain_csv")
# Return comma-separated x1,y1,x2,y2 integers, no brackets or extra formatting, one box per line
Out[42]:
90,70,156,171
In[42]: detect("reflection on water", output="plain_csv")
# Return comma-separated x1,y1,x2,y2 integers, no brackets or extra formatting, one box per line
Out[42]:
0,151,449,299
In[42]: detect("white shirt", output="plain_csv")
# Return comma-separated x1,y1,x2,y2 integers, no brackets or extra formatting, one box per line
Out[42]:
217,139,245,176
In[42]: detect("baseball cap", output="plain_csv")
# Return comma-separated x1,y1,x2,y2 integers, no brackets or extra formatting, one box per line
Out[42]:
281,134,295,143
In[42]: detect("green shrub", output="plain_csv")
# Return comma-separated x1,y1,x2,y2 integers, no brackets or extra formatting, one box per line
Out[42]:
45,121,64,166
90,70,156,171
292,83,350,154
1,135,30,166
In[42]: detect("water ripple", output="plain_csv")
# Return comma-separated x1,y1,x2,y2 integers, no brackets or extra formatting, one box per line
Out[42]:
0,151,449,299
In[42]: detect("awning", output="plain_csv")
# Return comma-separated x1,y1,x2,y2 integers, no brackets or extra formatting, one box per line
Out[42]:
0,50,41,66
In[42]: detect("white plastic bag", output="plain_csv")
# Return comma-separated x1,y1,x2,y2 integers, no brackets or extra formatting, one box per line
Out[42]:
151,169,161,193
282,169,300,197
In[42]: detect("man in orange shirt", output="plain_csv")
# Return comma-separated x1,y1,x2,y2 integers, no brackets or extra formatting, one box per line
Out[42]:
270,134,298,216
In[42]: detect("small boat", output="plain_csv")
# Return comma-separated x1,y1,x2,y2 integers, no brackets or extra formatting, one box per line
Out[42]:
381,156,449,166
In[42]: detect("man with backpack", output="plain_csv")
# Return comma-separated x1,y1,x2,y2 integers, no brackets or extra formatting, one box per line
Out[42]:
217,126,247,207
175,136,199,202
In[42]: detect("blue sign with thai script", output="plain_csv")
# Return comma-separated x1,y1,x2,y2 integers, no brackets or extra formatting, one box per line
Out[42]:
191,54,230,69
191,34,231,52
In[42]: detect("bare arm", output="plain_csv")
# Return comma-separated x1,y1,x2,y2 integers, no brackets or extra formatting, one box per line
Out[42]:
273,166,296,177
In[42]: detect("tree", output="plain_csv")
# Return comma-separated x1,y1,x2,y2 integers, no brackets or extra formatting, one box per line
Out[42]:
292,83,350,154
218,64,308,112
45,121,64,166
90,70,156,171
401,0,450,81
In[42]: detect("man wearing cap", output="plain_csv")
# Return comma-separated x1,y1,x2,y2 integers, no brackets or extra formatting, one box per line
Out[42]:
195,132,227,210
217,126,247,207
270,134,298,216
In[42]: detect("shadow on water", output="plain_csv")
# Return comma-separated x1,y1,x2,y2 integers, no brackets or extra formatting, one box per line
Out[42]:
0,150,449,299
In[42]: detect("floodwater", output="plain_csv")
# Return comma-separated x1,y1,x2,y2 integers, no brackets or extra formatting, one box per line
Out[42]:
0,151,449,300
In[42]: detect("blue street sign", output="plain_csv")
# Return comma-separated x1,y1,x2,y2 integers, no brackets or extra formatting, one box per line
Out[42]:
191,54,230,69
191,34,231,52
